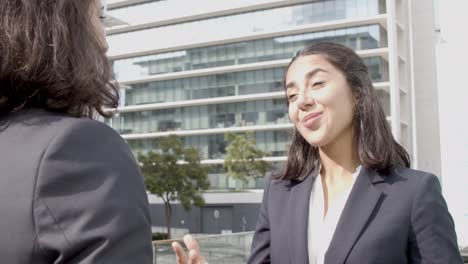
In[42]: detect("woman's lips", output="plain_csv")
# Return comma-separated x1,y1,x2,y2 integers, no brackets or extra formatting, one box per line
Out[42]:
301,112,322,128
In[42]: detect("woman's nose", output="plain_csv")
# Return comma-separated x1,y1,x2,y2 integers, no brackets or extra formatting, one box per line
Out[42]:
296,89,315,110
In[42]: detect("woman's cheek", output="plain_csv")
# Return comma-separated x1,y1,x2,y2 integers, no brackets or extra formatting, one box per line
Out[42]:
288,105,298,122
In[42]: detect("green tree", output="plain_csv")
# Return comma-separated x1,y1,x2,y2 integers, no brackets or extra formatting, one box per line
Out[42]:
138,135,209,239
224,132,270,188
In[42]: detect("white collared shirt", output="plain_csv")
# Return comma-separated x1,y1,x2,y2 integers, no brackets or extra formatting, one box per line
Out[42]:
307,165,362,264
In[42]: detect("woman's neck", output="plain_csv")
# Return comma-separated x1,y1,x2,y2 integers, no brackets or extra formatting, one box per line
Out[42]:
318,127,360,185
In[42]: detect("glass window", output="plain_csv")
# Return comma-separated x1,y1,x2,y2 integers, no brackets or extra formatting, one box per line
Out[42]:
117,56,387,106
120,68,283,105
113,25,388,82
201,162,285,190
127,130,290,160
109,98,291,134
107,0,386,57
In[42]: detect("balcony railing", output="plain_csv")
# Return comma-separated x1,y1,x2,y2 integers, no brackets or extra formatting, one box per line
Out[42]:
152,232,254,264
152,232,468,263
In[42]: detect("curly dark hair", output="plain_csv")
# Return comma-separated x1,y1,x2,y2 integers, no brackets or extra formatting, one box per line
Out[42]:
0,0,118,118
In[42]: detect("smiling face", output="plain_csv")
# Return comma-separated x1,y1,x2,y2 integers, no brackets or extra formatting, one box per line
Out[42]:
285,54,356,148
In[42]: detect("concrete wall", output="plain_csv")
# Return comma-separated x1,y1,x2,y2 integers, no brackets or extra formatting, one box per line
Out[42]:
409,0,442,176
150,203,261,235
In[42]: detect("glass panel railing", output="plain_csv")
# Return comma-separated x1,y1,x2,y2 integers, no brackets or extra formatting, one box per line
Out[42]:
127,130,290,160
115,56,388,107
112,25,388,82
107,0,386,57
151,232,468,263
110,99,289,133
152,232,254,264
107,0,272,30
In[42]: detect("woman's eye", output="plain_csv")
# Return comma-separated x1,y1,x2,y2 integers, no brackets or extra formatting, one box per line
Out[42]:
287,94,297,101
99,6,107,21
312,81,324,87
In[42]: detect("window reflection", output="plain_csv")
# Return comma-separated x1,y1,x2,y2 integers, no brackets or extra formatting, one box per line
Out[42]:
113,25,388,81
127,130,291,160
205,162,285,190
110,99,289,134
118,57,388,107
107,0,386,56
107,0,274,29
120,68,284,106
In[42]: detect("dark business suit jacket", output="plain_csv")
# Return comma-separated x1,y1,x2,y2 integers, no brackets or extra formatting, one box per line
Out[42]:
248,166,463,264
0,109,153,264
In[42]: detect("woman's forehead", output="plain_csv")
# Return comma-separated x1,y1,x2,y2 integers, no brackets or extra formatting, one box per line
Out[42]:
286,55,335,80
94,0,106,9
291,55,332,70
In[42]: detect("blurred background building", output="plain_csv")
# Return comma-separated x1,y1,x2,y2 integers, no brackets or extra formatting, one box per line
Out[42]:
103,0,466,247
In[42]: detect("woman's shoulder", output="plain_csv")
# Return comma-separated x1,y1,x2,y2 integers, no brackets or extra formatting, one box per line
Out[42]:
390,166,439,182
2,108,127,152
35,108,112,131
383,166,441,192
11,108,119,137
39,111,127,151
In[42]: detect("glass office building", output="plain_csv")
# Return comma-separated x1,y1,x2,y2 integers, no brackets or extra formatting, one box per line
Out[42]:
105,0,413,193
105,0,413,191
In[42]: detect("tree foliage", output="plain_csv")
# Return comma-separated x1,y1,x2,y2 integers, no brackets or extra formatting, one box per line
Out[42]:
224,132,270,184
138,135,209,238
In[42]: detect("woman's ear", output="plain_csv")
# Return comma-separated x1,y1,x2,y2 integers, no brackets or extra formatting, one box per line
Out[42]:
352,89,363,119
351,92,359,109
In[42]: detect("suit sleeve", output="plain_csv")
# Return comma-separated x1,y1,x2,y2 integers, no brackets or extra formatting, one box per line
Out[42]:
247,176,272,264
408,173,463,263
33,119,153,264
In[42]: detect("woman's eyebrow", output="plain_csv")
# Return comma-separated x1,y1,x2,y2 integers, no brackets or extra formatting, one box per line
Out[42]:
304,68,328,80
286,68,328,90
285,81,297,90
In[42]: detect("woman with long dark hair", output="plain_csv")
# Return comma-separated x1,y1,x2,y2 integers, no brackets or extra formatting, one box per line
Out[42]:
174,42,463,263
0,0,152,263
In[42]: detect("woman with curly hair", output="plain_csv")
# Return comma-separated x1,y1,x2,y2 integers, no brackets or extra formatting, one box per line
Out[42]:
0,0,153,263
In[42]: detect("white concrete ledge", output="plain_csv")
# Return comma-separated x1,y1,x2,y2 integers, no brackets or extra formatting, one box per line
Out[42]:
107,0,316,35
116,48,389,85
122,124,294,139
106,81,389,114
199,156,288,165
109,15,388,60
110,92,286,113
148,191,264,204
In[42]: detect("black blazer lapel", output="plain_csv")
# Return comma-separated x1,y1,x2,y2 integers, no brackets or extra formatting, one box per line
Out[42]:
287,174,316,264
325,167,385,264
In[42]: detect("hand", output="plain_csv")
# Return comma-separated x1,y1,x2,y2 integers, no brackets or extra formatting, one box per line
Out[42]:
172,234,207,264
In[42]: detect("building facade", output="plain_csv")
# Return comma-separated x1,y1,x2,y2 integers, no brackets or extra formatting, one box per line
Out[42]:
105,0,416,234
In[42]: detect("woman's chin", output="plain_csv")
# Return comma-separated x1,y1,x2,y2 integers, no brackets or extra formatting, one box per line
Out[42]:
304,137,327,148
299,129,327,147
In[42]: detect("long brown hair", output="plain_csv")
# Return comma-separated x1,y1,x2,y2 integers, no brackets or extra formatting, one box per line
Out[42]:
0,0,118,118
276,42,410,181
